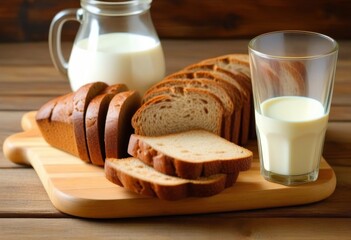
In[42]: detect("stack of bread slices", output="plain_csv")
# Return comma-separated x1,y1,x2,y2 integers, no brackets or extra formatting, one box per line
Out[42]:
132,54,253,146
35,54,255,201
105,130,252,200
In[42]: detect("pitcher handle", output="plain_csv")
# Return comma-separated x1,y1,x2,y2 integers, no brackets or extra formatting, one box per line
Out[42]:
48,8,82,76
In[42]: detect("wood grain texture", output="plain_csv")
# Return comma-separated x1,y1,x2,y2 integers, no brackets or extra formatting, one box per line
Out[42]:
1,0,351,42
1,218,351,240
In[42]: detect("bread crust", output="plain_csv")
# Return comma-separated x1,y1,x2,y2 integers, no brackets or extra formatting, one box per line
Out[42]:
127,132,252,179
85,84,128,166
104,91,141,159
36,93,79,156
105,158,239,201
73,82,108,162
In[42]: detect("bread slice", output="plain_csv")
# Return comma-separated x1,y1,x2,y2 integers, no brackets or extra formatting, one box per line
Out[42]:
132,87,224,137
128,130,253,179
36,93,79,157
105,157,239,201
201,54,251,78
142,79,234,140
85,84,128,166
104,90,141,159
163,70,243,143
72,82,109,162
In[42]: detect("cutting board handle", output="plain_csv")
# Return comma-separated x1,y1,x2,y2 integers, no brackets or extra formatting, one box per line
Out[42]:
21,111,38,131
3,111,39,166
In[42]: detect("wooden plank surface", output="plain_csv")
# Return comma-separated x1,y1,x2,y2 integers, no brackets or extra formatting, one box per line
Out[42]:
1,218,351,240
0,40,350,238
1,0,351,42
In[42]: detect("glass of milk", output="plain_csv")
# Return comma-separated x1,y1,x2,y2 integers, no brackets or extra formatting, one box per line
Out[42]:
49,0,165,95
249,30,338,185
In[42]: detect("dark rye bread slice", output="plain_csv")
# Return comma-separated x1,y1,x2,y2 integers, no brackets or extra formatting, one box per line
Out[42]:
36,92,79,157
131,87,224,137
73,82,108,162
128,130,253,179
163,70,243,143
104,90,141,159
142,79,234,141
105,157,239,201
85,84,128,166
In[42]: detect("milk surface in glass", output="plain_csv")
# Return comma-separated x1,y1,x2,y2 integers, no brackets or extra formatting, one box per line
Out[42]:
68,32,165,93
255,96,328,176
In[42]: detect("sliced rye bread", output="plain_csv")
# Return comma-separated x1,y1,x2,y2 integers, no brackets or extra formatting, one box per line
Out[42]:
142,79,234,141
132,87,224,137
105,157,239,201
128,130,253,179
184,63,251,145
201,54,251,78
85,84,128,166
105,90,141,160
72,82,109,163
36,92,79,157
163,70,243,143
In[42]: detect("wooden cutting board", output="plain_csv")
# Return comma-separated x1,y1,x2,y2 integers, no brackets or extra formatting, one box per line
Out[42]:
3,111,336,218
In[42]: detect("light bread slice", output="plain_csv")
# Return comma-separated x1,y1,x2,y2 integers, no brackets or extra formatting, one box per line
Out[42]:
128,130,253,179
105,157,239,201
142,79,234,140
72,82,108,162
104,90,141,159
132,87,224,137
163,70,243,143
85,84,128,166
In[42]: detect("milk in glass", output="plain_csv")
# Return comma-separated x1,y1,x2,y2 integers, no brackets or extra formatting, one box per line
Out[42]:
255,96,328,176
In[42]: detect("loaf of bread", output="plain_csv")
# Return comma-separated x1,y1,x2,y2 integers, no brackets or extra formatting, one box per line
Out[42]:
36,82,108,160
36,82,140,166
105,157,239,201
36,92,78,156
128,130,252,179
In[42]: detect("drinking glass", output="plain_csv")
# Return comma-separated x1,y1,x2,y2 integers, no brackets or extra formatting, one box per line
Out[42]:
249,30,338,185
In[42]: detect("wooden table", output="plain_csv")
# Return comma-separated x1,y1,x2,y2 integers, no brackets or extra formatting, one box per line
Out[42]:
0,40,350,239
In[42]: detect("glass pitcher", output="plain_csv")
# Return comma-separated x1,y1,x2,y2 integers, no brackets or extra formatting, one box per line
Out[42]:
49,0,165,94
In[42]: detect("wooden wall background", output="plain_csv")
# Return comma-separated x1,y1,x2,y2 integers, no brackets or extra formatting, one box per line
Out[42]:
0,0,351,42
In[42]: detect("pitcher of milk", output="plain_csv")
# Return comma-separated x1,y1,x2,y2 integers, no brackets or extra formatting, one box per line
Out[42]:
49,0,165,94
